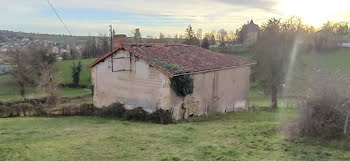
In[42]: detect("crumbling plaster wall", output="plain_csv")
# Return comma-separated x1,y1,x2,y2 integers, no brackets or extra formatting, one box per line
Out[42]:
91,50,171,112
171,66,251,120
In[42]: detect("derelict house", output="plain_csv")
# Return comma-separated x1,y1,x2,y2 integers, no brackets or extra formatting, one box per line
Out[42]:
89,34,255,120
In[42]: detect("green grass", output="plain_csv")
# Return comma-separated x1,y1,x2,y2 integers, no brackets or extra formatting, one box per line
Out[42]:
59,88,92,97
1,109,349,161
0,87,91,102
317,48,350,73
55,59,95,86
0,74,39,102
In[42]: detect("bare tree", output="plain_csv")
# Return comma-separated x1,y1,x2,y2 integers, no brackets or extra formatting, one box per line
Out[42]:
196,29,202,40
5,50,35,98
209,30,216,46
38,62,60,105
5,47,56,98
217,28,228,46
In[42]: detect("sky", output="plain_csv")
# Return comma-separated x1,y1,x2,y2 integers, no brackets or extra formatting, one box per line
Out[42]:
0,0,349,37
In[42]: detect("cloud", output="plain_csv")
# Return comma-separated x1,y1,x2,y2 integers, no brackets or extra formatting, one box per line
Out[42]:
0,0,283,36
215,0,279,11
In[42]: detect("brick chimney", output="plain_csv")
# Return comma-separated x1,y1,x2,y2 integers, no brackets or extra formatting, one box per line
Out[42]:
113,34,126,47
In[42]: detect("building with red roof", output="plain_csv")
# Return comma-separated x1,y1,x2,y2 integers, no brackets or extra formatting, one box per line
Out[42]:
89,34,255,120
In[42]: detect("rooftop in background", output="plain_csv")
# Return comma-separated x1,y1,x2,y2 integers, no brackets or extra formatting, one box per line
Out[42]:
89,43,255,77
246,20,259,32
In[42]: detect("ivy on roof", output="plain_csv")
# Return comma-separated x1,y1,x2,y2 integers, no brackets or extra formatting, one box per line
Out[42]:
153,59,185,74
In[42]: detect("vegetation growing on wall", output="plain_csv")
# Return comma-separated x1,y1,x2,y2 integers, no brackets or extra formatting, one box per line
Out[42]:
170,75,193,97
152,59,193,98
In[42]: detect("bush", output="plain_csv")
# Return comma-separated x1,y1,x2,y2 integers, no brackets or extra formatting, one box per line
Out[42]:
103,103,126,117
170,75,193,97
0,99,174,124
123,107,148,121
0,103,39,117
102,103,174,124
289,71,350,139
148,108,173,124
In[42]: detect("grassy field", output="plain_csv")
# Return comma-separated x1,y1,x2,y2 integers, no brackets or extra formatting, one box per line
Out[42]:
1,108,350,161
0,58,95,102
0,89,347,161
55,58,95,86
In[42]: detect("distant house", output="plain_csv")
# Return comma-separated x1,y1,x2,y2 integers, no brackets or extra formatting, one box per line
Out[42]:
0,54,12,74
243,20,260,46
341,42,350,48
89,35,255,120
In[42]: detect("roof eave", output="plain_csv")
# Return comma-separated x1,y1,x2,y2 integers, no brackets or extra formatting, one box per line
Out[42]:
172,62,256,77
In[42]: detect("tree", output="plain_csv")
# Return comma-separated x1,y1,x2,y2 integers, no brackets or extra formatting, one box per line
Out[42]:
6,50,34,98
201,37,210,49
159,33,166,43
82,35,110,59
70,47,80,60
38,61,60,105
217,28,228,46
335,22,349,46
82,36,97,58
183,25,200,46
62,52,71,61
196,29,202,40
5,46,57,98
313,21,338,51
71,61,82,87
133,28,142,44
99,34,109,55
209,31,216,46
254,18,296,109
185,25,195,40
227,31,236,52
174,34,179,44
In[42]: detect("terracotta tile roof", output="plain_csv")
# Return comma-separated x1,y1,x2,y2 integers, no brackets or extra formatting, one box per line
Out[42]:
89,43,255,78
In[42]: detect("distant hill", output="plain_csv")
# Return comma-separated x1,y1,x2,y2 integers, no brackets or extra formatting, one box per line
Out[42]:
0,30,90,46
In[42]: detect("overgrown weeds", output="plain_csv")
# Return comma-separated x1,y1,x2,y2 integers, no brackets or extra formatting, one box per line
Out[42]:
286,71,350,140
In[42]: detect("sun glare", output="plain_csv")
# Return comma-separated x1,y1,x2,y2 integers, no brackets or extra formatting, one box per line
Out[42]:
278,0,350,27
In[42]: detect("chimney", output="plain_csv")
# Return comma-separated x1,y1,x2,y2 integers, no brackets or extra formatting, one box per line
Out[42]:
113,34,126,47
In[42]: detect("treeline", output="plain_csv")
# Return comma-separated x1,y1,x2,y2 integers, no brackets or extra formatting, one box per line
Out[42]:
81,35,110,59
126,17,349,52
79,17,349,58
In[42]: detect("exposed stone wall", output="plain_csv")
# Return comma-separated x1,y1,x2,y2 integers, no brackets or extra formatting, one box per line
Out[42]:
91,50,251,120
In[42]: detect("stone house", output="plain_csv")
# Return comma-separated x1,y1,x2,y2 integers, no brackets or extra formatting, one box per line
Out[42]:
243,20,260,46
89,35,255,120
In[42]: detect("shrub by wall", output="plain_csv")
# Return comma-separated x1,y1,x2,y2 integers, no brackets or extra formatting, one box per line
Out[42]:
0,99,174,124
101,103,174,124
170,75,193,97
